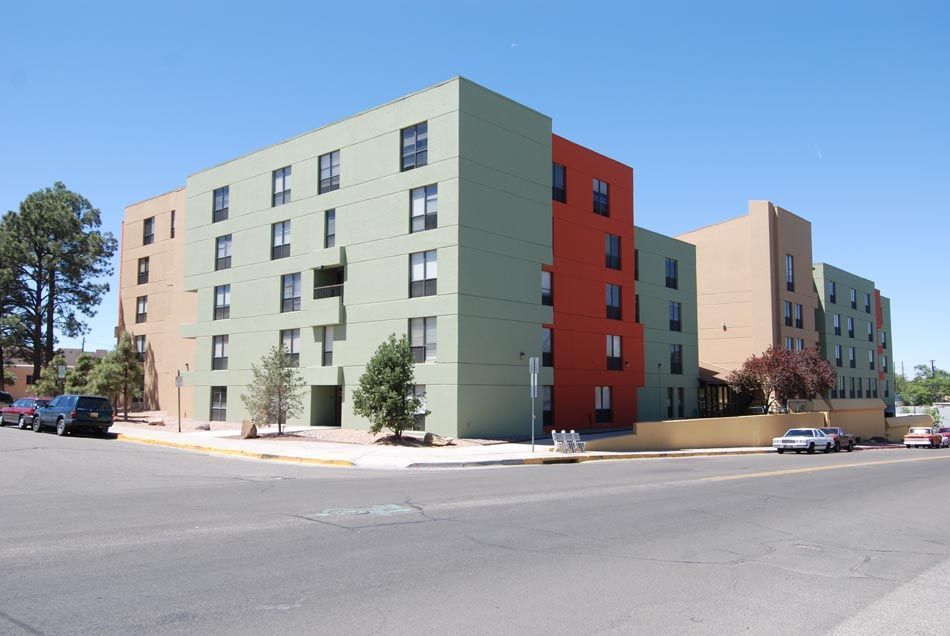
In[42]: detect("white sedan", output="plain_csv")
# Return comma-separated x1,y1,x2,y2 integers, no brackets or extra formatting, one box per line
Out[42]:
772,428,834,454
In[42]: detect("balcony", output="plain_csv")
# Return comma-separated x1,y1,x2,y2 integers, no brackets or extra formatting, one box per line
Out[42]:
310,294,343,327
312,245,345,270
314,283,343,301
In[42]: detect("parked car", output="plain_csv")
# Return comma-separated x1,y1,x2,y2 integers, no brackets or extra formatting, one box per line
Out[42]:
32,394,114,436
903,426,943,449
1,397,51,429
772,428,833,454
0,391,12,409
819,427,856,452
938,428,950,447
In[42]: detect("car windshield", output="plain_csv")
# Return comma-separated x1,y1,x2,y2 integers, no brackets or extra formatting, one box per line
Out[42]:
35,399,49,407
909,428,931,434
77,397,110,410
785,429,810,436
819,428,837,434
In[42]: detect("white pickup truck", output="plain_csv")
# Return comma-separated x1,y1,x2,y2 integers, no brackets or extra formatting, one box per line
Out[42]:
772,428,833,454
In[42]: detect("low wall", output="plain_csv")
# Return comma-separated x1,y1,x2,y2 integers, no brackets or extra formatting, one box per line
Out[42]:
586,412,826,452
885,414,934,440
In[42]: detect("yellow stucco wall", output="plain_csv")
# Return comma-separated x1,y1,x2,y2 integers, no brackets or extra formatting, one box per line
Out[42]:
885,415,934,440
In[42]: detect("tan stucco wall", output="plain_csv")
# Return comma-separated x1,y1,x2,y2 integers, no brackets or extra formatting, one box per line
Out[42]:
586,412,827,451
677,200,819,372
118,188,195,416
885,415,934,440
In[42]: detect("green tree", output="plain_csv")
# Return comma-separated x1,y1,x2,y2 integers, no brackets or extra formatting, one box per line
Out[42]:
65,353,99,394
352,334,426,439
241,346,306,435
2,368,14,389
0,183,116,380
32,353,67,397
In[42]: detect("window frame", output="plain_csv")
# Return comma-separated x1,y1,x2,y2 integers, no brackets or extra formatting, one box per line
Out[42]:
541,271,553,306
606,284,622,320
592,178,610,216
271,220,291,260
410,184,438,233
324,209,336,248
670,344,683,375
272,166,292,206
135,296,148,323
594,386,612,423
137,257,149,285
400,122,428,171
669,301,682,332
605,234,621,270
318,150,341,194
280,328,300,367
213,284,231,320
409,250,438,298
552,163,566,203
212,186,229,222
542,328,553,367
212,335,229,370
280,273,302,313
322,326,334,366
785,254,795,292
215,234,232,271
606,334,622,371
409,317,437,363
210,386,228,422
665,257,678,289
143,217,154,245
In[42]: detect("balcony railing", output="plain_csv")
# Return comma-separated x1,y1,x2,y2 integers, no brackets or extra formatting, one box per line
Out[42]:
314,284,344,300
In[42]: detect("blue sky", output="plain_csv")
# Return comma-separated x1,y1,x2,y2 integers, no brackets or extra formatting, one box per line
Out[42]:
1,0,947,373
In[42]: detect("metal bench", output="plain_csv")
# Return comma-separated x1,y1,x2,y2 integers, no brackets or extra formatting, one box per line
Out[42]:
551,429,586,453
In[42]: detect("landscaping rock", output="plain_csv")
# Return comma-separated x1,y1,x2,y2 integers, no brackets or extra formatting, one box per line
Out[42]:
423,432,453,447
241,420,258,439
147,420,165,426
194,423,211,431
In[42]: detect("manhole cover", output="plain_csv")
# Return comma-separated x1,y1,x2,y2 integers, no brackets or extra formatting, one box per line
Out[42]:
313,504,414,517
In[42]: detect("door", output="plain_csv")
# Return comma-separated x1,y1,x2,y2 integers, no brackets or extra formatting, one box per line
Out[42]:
334,387,343,427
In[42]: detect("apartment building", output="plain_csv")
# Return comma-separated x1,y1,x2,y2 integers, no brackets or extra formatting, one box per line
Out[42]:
813,263,896,414
117,188,195,414
633,227,698,421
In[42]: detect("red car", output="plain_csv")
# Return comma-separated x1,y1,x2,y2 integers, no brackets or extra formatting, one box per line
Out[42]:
0,397,51,430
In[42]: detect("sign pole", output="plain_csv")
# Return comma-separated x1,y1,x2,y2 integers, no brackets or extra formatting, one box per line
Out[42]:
529,357,539,452
176,370,182,433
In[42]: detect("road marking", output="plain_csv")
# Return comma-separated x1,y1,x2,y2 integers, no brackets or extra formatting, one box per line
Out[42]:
704,454,950,482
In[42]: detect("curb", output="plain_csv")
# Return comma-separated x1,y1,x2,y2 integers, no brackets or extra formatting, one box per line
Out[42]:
115,434,355,467
524,448,776,464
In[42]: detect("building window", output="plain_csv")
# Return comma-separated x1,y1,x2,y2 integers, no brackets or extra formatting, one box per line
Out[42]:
849,377,856,399
667,387,674,418
784,301,793,327
401,122,428,171
677,387,685,418
635,294,640,323
867,321,874,342
142,217,154,245
872,378,878,398
271,220,291,260
214,284,230,320
634,249,639,281
210,387,227,422
834,344,842,367
552,163,566,203
325,210,336,248
213,186,229,222
868,350,875,370
665,258,678,289
281,273,301,312
542,328,553,367
410,317,437,363
797,338,805,351
170,210,176,239
838,375,845,399
669,301,681,332
794,303,803,329
606,284,622,320
134,335,146,362
857,377,865,397
850,288,857,310
785,254,794,292
880,330,887,349
272,166,292,206
604,234,621,270
319,150,341,193
26,375,33,385
884,380,890,398
592,178,609,216
410,250,438,298
833,313,841,336
881,355,888,372
137,257,149,285
412,385,427,430
785,336,793,350
670,344,683,375
828,281,837,304
322,326,334,366
215,235,232,270
606,334,622,371
281,329,300,367
212,335,229,370
849,347,856,368
864,292,871,313
410,184,438,232
541,271,553,306
542,386,553,427
847,316,854,339
594,386,612,423
136,296,148,323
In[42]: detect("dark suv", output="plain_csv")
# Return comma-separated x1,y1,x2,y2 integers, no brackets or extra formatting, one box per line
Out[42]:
0,392,12,409
33,394,114,436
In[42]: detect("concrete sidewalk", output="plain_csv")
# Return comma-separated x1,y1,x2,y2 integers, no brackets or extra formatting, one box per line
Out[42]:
110,424,778,469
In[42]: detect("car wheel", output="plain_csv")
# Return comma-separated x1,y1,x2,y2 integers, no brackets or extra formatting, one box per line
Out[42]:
823,443,832,453
32,417,43,432
807,443,815,454
847,441,854,452
55,419,67,436
795,450,801,454
834,441,841,452
17,415,28,430
776,448,784,454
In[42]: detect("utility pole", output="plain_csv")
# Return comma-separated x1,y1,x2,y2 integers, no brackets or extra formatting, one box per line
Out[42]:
931,360,937,378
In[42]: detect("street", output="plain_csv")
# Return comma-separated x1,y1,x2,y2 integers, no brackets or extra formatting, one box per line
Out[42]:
2,427,950,635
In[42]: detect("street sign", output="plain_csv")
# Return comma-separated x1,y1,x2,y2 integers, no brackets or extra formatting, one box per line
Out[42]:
528,357,539,451
57,365,66,379
175,375,184,388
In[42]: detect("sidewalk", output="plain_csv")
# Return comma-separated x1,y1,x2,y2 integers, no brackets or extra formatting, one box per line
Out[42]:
110,424,778,469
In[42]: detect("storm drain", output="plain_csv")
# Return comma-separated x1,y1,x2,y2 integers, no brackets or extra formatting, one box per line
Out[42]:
312,504,414,517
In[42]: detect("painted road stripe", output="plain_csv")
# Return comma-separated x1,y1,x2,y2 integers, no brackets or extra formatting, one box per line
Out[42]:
704,454,950,482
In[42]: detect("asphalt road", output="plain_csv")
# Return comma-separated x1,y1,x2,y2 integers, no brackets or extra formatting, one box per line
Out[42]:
2,427,950,635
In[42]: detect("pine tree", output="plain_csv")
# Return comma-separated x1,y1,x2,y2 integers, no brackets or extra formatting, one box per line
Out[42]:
352,334,426,439
65,353,99,394
240,346,306,435
87,334,142,419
